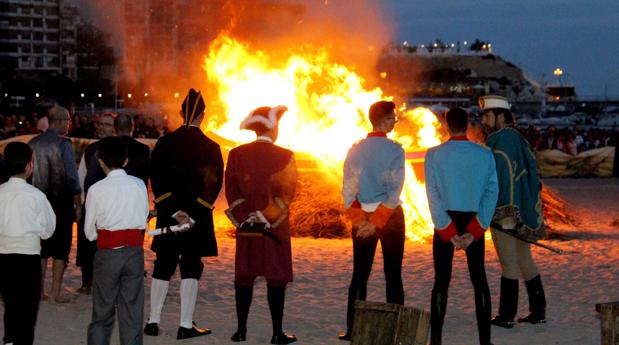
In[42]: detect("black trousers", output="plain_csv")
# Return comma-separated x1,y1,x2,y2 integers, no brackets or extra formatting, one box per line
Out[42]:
40,198,74,261
76,210,97,286
345,206,405,331
430,211,492,345
0,254,41,345
152,248,204,281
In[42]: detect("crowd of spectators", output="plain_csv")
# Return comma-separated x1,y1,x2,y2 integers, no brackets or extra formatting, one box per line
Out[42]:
519,125,619,155
0,111,169,140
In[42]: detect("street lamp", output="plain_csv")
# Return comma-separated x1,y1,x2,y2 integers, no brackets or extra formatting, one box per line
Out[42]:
35,93,39,98
127,93,132,99
553,68,564,77
80,93,85,98
174,92,180,98
98,93,102,98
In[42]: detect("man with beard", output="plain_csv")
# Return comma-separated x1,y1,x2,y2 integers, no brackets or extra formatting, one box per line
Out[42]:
76,112,117,294
144,89,224,340
479,95,547,329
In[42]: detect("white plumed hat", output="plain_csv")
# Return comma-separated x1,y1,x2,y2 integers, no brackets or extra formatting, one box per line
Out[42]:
239,105,288,132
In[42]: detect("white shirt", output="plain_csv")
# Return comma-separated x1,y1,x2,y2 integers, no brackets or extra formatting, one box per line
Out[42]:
78,153,87,199
84,169,149,241
0,177,56,254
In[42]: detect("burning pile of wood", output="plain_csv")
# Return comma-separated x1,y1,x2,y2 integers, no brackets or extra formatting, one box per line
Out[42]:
288,173,350,238
541,185,576,238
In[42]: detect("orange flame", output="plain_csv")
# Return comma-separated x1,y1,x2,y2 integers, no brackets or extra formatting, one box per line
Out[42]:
203,35,442,241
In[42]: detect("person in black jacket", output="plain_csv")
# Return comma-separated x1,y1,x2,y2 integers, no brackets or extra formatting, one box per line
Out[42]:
144,89,224,340
114,114,150,186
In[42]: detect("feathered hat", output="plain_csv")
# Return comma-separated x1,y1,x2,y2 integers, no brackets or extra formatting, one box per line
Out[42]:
239,105,288,132
181,88,206,127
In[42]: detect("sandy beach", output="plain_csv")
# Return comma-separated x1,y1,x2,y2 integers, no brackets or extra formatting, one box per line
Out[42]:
2,177,618,345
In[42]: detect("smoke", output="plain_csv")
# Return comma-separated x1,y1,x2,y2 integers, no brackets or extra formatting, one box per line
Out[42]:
82,0,394,120
221,1,393,75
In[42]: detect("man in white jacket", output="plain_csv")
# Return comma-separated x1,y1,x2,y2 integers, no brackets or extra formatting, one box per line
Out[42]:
0,142,56,345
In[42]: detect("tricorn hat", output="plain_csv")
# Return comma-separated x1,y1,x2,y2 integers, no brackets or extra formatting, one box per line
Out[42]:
479,95,510,111
181,89,206,126
240,105,288,132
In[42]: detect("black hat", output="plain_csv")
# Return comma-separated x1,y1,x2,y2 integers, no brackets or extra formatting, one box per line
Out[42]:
181,89,205,126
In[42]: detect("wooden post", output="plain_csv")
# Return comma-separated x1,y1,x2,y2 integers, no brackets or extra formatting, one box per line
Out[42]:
596,301,619,345
351,301,430,345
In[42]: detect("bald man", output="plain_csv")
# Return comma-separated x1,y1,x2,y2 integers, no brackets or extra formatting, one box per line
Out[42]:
29,105,82,303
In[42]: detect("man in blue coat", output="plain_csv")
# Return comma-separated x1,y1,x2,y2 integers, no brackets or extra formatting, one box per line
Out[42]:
425,107,498,345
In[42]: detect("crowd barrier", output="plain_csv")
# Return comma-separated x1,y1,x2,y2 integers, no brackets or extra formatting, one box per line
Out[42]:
536,147,616,177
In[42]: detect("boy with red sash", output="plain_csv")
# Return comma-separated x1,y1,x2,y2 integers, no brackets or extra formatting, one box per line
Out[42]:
84,137,149,345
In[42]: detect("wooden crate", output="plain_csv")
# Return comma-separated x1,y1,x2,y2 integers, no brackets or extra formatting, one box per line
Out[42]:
596,301,619,345
351,301,430,345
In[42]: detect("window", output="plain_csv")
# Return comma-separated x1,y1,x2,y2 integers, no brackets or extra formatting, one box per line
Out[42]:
45,19,59,29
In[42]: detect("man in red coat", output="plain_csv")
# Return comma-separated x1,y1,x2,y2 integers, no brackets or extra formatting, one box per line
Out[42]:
225,105,298,344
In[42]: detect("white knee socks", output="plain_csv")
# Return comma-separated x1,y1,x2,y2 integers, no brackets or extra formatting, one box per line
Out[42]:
180,279,199,328
148,278,169,324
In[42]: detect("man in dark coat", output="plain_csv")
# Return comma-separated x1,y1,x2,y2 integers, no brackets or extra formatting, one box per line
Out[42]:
29,105,82,303
144,89,224,340
114,113,150,186
225,106,298,344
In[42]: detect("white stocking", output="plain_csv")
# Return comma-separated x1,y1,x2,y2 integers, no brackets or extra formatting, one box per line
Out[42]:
147,278,169,324
180,279,199,328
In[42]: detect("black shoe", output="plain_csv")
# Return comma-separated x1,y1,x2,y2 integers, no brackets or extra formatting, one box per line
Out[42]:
144,323,159,336
231,331,247,342
491,315,514,328
176,324,212,340
338,330,352,341
518,312,546,324
270,332,297,344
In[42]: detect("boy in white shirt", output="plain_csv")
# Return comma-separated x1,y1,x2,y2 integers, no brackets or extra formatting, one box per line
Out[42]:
0,142,56,345
84,137,149,345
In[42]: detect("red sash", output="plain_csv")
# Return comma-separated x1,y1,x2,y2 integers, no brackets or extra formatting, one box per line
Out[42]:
96,229,143,249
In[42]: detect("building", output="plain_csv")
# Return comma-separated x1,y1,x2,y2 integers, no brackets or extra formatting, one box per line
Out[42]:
120,0,225,85
0,0,79,78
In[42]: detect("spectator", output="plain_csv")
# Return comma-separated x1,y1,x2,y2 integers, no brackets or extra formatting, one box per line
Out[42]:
29,106,82,303
563,132,577,156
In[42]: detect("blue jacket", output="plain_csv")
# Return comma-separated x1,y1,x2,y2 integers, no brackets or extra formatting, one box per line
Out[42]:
425,137,499,241
342,133,405,228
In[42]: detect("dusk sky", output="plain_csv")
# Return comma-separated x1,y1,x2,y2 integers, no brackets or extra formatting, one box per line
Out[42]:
383,0,619,99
